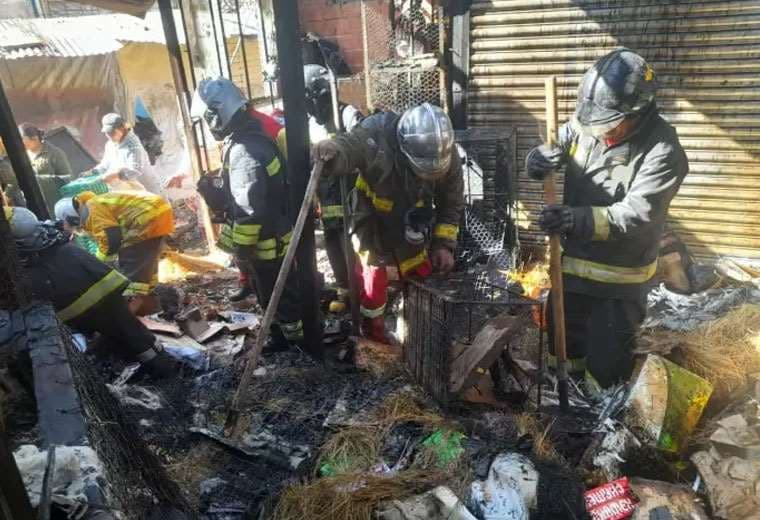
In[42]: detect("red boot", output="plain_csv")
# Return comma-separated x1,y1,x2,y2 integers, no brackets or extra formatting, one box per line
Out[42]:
362,316,390,344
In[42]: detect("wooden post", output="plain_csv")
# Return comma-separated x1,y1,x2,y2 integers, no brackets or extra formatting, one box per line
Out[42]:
544,76,569,412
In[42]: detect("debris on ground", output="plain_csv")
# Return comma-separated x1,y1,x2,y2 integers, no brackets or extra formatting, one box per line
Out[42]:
629,478,709,520
584,477,638,520
470,453,537,519
376,486,477,520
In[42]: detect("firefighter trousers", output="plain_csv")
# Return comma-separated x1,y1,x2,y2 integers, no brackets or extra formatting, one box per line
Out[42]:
68,291,156,360
356,256,432,319
548,290,646,389
119,236,164,296
324,227,349,290
241,255,303,342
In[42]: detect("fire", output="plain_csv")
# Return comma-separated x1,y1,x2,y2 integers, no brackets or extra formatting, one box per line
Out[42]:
504,263,550,328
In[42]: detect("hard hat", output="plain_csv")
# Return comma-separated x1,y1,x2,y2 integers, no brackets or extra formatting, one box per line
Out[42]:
192,78,247,139
54,197,80,226
3,206,39,238
575,48,657,137
397,103,454,181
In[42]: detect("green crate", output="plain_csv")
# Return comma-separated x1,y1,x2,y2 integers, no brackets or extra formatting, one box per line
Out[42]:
59,174,109,199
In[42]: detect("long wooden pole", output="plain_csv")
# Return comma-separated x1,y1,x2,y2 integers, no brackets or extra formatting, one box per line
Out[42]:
544,76,569,412
225,161,324,437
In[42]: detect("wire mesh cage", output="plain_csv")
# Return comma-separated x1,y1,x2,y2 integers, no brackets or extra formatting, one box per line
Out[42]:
361,0,445,113
401,275,539,405
62,330,194,519
455,127,519,271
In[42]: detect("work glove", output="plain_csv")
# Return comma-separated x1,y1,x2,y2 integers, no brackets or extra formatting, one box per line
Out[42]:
314,139,348,175
525,144,564,180
539,204,576,235
431,247,455,275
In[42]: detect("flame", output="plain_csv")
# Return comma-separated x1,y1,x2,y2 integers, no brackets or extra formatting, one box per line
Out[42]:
503,263,550,328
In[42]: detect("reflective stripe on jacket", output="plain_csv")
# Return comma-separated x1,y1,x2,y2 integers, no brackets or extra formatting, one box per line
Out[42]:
82,191,174,258
555,106,689,300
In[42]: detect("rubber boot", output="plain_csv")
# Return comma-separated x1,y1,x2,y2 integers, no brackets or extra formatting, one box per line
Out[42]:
229,285,254,302
361,316,390,344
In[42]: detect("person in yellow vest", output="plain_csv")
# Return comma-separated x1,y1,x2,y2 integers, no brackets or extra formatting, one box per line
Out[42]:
57,190,175,314
6,206,177,378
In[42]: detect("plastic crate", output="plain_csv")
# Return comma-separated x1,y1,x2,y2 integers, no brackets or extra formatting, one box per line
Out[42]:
59,174,109,199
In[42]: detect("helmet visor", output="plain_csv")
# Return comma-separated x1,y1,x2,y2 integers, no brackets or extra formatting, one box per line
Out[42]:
398,104,454,181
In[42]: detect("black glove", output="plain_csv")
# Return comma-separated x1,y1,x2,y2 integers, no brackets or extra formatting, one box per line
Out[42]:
539,204,576,234
526,144,564,180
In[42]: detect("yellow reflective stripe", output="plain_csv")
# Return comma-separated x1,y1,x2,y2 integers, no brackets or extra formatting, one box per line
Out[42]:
415,200,425,208
361,304,386,318
232,223,261,246
321,205,344,219
281,231,292,245
399,249,428,276
96,250,117,263
124,281,152,296
563,256,658,284
569,141,579,157
356,174,393,213
57,270,128,322
256,237,277,251
266,157,281,177
591,207,610,241
3,207,13,221
433,223,459,241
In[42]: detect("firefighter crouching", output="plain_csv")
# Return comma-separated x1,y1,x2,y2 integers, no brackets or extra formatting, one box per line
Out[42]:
6,207,177,378
304,64,363,310
193,77,304,350
526,49,689,390
56,190,174,315
315,103,464,344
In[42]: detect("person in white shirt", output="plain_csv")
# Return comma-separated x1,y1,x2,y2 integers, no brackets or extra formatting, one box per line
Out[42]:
95,113,161,194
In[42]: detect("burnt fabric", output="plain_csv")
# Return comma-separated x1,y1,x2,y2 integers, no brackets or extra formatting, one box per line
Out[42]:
68,291,156,359
118,236,164,296
548,289,646,388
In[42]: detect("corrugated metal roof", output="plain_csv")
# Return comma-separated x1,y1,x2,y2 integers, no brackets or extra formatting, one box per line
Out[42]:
0,13,165,60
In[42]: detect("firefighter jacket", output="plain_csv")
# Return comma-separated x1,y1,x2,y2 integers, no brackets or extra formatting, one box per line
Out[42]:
217,116,292,262
311,104,362,229
332,112,464,276
21,234,129,322
556,105,689,300
82,191,175,262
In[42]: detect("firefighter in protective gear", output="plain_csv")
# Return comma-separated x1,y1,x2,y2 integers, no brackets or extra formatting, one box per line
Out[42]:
304,64,363,306
5,207,177,378
193,77,303,348
69,190,174,313
525,49,689,390
315,103,464,343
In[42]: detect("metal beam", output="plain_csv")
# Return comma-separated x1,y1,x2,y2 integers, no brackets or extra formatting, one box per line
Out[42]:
0,80,49,219
450,7,470,129
273,0,323,356
157,0,216,253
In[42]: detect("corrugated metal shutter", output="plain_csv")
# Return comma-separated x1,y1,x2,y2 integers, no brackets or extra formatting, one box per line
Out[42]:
468,0,760,260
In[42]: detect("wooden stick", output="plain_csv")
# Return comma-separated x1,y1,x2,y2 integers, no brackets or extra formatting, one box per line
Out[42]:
224,161,324,436
544,76,569,412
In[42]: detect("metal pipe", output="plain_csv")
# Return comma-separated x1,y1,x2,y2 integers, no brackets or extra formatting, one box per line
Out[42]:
158,0,216,252
360,0,372,110
273,0,323,356
0,80,49,219
255,0,276,105
233,0,253,99
206,0,225,77
215,0,233,79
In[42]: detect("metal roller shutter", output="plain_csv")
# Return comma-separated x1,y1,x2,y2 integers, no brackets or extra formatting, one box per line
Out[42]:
468,0,760,260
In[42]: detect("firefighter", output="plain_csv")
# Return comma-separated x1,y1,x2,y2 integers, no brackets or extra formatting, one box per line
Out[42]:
525,49,689,390
304,64,363,310
193,77,304,349
315,103,464,343
5,206,176,377
56,190,175,314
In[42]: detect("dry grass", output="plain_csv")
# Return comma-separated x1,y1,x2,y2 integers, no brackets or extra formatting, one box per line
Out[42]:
316,427,381,477
164,443,220,509
370,392,446,433
640,304,760,402
516,413,565,465
273,470,446,520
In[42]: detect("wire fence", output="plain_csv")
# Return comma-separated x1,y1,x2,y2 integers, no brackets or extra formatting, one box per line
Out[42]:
361,0,445,113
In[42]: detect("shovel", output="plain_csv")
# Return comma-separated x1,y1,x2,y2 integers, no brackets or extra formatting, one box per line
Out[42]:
224,160,324,437
544,76,570,412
